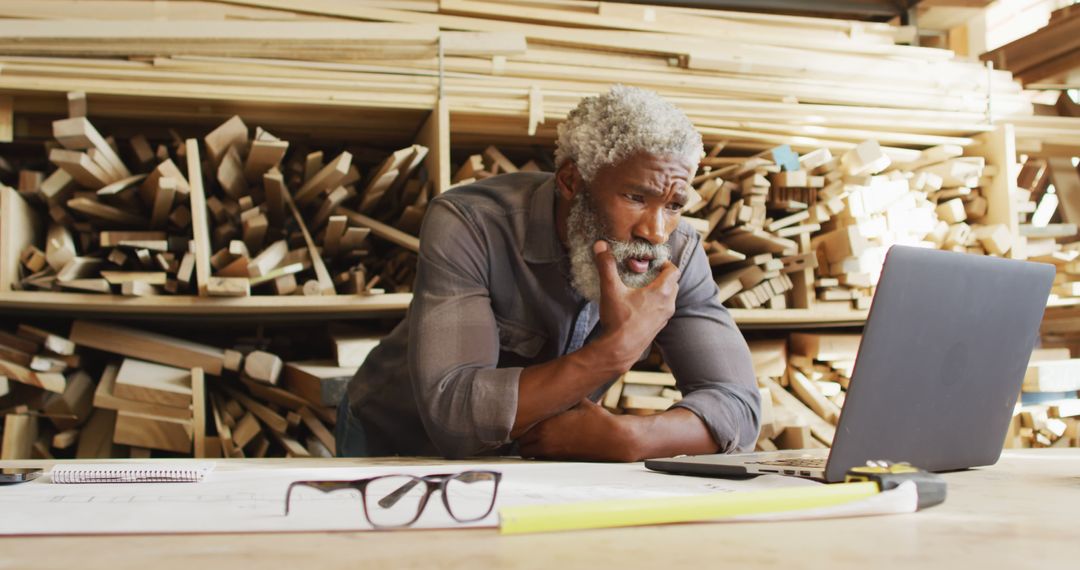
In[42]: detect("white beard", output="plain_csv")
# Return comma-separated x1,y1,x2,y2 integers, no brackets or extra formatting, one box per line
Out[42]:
565,192,671,302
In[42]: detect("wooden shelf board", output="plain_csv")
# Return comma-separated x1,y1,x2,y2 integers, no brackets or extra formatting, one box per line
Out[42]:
728,307,868,328
0,290,867,327
0,291,412,317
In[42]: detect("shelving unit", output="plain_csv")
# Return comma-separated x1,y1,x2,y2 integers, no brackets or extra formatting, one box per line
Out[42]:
2,0,1067,462
0,92,1024,329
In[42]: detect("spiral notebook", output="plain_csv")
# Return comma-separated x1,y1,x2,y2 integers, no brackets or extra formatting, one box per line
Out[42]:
51,463,216,484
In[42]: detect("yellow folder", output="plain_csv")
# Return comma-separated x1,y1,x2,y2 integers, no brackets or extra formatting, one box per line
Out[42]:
499,481,880,535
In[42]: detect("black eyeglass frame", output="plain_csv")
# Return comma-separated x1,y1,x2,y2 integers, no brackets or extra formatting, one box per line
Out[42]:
284,470,502,529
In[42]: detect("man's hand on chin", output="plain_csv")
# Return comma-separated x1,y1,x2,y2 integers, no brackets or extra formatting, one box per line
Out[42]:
518,398,642,462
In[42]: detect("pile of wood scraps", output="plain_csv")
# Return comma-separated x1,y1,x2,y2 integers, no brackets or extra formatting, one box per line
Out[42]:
686,138,1013,311
450,145,549,188
599,336,838,450
4,102,433,298
0,0,1075,154
602,331,1080,451
1005,347,1080,448
0,319,354,460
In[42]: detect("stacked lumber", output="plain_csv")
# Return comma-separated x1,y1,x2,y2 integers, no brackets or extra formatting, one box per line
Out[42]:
981,5,1080,86
602,332,1080,451
450,145,549,187
601,370,682,416
6,105,431,297
1010,155,1080,304
688,140,1010,311
0,0,1075,154
0,20,446,60
0,319,343,459
599,337,834,451
1004,348,1080,448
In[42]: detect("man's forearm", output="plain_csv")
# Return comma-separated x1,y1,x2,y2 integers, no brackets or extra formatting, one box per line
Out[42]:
511,334,630,438
619,407,720,461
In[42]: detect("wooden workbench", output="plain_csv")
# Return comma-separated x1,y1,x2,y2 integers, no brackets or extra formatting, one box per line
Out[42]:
1,450,1076,568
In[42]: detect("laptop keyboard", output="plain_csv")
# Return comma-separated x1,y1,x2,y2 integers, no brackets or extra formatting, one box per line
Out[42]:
748,457,827,469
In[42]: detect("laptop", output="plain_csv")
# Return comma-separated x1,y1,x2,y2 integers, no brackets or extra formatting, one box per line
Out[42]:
646,245,1055,482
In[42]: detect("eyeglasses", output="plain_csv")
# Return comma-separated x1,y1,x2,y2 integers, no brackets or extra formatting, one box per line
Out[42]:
284,470,502,528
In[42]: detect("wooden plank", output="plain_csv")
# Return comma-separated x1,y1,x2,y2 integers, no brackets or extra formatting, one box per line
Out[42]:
359,146,413,213
207,276,251,297
75,408,121,459
330,330,380,368
299,406,335,455
0,94,12,142
747,338,787,378
149,176,178,230
112,358,193,409
1048,157,1080,225
100,271,168,285
0,358,68,393
16,323,75,355
1,413,36,459
232,412,261,449
244,139,289,182
337,207,420,252
69,320,225,375
789,369,841,425
240,377,309,412
186,138,213,295
227,388,289,435
247,239,288,278
52,116,131,179
620,394,675,411
67,197,148,227
762,376,835,445
209,393,238,458
93,361,191,420
418,98,450,194
204,115,248,163
113,410,192,454
294,151,351,206
622,371,677,386
1,187,44,292
0,20,440,58
483,144,518,173
789,333,861,361
42,369,94,431
283,359,352,407
1023,359,1080,392
282,182,335,295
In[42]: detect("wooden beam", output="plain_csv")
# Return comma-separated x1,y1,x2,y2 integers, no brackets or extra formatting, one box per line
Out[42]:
69,320,225,375
186,138,213,295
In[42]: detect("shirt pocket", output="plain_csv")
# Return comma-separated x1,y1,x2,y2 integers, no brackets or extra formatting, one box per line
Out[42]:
494,315,547,359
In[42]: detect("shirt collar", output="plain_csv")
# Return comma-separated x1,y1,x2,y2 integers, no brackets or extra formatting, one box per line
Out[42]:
523,176,565,264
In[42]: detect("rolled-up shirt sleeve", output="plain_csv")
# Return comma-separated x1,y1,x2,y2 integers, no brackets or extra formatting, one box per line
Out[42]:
656,230,761,452
406,199,519,458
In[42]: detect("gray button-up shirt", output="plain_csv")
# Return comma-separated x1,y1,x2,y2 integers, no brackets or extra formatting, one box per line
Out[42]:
347,172,760,458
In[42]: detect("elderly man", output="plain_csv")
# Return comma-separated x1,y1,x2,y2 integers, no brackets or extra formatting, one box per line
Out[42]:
338,85,760,460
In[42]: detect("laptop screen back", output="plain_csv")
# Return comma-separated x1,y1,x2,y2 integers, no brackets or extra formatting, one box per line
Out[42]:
824,245,1055,482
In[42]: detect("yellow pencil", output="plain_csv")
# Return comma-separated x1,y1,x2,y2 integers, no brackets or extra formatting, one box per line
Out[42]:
499,481,880,535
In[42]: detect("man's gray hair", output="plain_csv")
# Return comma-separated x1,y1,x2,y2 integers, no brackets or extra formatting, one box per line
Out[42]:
555,85,703,182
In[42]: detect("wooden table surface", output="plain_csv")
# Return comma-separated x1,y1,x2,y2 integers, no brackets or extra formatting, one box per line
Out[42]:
1,450,1077,569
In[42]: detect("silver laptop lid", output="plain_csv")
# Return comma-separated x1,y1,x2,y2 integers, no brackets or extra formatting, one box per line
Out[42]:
824,245,1055,481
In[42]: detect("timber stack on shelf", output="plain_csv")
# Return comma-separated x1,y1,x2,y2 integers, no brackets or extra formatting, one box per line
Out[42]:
981,4,1080,89
0,0,1076,458
682,138,1014,316
599,332,1080,450
1,318,384,460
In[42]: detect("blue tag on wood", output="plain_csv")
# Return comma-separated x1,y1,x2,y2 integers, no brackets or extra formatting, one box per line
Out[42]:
772,144,800,172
